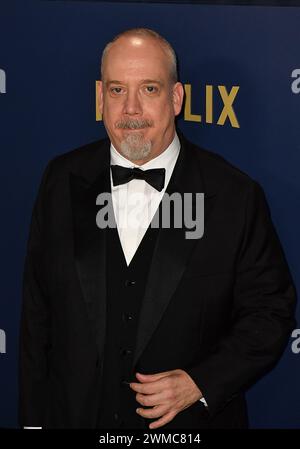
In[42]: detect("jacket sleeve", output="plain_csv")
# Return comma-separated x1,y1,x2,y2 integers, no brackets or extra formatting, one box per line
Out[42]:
185,180,297,418
18,160,54,428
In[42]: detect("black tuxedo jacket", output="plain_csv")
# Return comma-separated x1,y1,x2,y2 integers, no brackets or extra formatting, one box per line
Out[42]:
19,131,297,428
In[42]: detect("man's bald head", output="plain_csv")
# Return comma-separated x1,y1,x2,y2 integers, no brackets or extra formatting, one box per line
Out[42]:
100,28,178,84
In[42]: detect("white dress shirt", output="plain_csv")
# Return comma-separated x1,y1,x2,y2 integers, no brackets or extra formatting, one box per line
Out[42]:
110,132,180,266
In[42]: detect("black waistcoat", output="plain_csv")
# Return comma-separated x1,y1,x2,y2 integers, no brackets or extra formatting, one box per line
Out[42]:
97,221,159,429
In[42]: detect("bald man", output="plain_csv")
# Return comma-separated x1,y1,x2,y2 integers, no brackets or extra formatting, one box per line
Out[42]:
19,28,296,429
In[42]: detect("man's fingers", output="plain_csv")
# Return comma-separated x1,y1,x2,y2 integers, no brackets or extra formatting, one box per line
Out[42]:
130,377,167,394
130,370,178,394
135,371,172,381
148,411,176,429
131,369,197,429
136,404,168,419
135,392,165,407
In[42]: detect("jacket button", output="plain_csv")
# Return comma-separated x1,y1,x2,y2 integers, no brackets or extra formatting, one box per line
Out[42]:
125,280,136,287
113,412,120,421
120,348,132,356
122,313,134,322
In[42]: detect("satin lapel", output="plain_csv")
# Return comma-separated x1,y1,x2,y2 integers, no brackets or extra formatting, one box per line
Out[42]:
69,147,111,360
132,135,217,368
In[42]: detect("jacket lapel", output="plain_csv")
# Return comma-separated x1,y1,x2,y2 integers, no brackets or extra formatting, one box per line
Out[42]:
132,133,217,368
69,140,111,360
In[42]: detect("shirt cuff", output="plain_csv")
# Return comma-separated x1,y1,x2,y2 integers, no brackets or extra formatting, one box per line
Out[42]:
200,396,208,407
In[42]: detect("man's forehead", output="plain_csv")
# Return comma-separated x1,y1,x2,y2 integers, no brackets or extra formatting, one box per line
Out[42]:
103,58,169,84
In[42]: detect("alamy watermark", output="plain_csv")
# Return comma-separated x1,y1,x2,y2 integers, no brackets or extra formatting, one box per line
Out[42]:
291,329,300,354
291,69,300,94
96,192,204,239
0,329,6,354
0,69,6,94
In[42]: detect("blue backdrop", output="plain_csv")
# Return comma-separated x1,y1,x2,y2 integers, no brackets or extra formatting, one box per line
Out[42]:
0,0,299,428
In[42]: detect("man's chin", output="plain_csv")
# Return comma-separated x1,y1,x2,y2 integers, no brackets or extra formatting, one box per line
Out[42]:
120,138,152,162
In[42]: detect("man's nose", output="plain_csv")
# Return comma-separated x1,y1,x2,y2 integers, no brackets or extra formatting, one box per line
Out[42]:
123,90,142,115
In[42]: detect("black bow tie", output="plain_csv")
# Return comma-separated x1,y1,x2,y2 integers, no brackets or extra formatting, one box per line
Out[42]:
111,164,166,192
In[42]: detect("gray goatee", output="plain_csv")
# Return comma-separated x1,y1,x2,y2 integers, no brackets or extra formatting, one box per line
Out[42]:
115,119,153,161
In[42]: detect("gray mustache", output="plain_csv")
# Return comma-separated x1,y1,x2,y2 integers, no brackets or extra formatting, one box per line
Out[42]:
115,119,153,129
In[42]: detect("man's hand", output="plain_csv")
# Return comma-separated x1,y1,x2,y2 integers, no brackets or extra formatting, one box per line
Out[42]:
129,369,203,429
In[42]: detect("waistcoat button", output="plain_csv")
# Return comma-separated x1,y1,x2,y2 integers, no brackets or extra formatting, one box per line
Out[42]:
125,280,136,287
122,313,134,322
120,348,132,356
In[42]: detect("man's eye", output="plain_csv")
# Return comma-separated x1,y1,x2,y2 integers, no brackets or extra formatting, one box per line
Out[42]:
111,87,123,94
145,86,157,93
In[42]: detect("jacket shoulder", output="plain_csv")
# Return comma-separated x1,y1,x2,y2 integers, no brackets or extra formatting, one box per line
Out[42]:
185,137,260,194
50,137,109,169
39,138,110,185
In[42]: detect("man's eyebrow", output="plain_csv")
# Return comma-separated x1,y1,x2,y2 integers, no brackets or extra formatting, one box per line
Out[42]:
105,79,164,87
140,79,163,85
105,80,123,87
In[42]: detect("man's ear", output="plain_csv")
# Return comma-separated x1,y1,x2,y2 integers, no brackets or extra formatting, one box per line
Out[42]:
173,82,184,117
98,80,104,114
